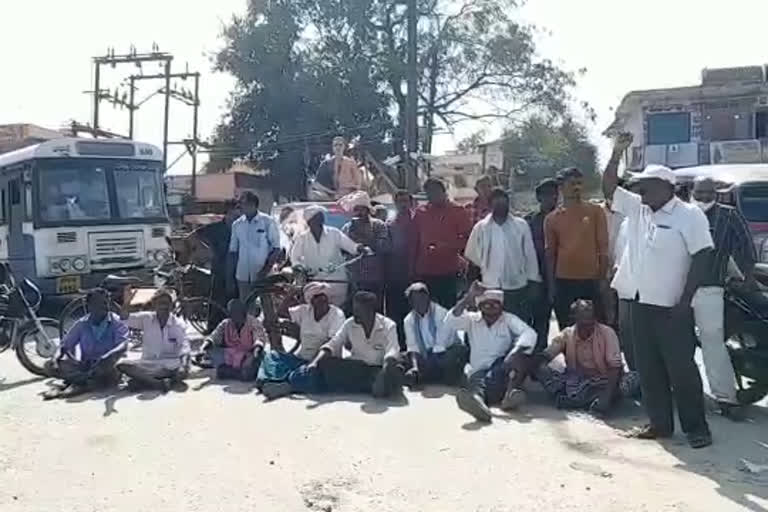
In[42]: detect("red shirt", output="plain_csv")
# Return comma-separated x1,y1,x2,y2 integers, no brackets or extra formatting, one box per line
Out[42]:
410,201,472,277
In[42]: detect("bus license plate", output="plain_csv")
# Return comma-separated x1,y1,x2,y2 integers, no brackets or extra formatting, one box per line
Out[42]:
56,276,81,294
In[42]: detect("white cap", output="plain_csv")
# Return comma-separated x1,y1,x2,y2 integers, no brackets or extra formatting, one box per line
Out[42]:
634,164,676,185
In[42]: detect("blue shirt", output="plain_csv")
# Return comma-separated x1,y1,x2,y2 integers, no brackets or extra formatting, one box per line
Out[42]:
229,213,280,283
60,312,129,363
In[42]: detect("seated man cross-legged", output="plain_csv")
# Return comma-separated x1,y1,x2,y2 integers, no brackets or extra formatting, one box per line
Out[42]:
306,291,405,398
402,282,467,388
448,282,537,423
531,300,639,414
259,282,346,399
117,288,191,392
44,289,128,400
202,299,269,381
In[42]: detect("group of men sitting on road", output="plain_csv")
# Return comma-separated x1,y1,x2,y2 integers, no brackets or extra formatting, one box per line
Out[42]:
42,133,760,452
44,271,636,431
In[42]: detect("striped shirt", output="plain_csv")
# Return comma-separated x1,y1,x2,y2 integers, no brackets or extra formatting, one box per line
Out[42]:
702,203,756,286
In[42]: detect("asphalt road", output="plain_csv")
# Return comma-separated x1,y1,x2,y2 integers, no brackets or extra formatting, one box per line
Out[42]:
0,349,767,512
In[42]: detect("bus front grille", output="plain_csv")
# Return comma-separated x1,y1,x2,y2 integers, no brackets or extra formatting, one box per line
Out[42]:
89,231,143,267
94,238,138,255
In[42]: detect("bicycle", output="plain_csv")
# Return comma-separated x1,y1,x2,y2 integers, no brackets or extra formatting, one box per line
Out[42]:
58,263,226,341
191,251,370,369
243,251,370,352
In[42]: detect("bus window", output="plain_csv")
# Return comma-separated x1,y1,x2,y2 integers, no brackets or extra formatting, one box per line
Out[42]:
0,189,6,224
24,184,32,221
114,167,165,219
9,179,20,205
38,166,110,222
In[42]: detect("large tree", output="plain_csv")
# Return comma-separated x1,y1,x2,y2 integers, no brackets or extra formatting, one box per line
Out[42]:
209,0,393,198
211,0,584,196
499,116,599,190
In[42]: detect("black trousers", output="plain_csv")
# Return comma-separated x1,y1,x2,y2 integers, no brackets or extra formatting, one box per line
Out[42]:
631,302,708,435
503,287,532,324
408,344,468,386
421,275,458,309
554,278,602,329
618,299,636,371
531,292,553,352
209,271,235,332
385,281,410,350
318,357,403,397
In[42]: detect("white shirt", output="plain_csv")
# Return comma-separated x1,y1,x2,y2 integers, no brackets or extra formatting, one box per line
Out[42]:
288,304,346,361
604,205,625,269
613,218,628,271
229,213,281,283
444,308,536,373
611,187,714,306
464,214,541,290
125,312,189,366
289,226,359,283
403,302,452,355
322,314,401,366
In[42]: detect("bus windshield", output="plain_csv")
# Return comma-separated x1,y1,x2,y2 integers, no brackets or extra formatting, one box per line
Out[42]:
37,158,165,224
114,166,165,219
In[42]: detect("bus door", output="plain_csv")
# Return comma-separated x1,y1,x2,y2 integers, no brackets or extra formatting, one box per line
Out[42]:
7,173,34,277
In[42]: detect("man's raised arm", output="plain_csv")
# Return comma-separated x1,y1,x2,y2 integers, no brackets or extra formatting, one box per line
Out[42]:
602,132,634,201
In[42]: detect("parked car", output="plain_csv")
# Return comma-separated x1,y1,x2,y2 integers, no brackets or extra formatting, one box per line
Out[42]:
674,164,768,261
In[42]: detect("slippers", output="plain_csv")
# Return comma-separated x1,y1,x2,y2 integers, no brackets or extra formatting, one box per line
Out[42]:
625,424,672,440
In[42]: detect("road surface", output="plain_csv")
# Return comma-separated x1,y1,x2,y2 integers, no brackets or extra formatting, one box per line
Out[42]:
0,352,767,512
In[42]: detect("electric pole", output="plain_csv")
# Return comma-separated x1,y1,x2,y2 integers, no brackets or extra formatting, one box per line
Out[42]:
88,48,203,197
91,48,174,169
405,0,419,192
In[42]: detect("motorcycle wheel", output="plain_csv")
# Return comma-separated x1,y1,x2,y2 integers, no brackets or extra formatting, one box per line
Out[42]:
15,318,61,377
725,326,768,405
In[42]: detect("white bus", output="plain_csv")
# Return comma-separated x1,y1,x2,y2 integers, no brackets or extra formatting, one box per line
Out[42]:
0,138,171,297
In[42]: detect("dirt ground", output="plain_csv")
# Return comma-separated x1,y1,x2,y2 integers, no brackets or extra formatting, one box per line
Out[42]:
0,353,767,512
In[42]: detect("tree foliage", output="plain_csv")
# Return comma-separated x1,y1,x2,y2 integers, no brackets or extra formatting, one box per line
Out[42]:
501,116,599,190
209,1,393,198
210,0,587,197
456,130,487,155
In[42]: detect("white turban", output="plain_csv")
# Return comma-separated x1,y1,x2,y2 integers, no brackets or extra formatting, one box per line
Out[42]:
303,204,327,222
338,191,371,212
303,282,330,303
476,289,504,306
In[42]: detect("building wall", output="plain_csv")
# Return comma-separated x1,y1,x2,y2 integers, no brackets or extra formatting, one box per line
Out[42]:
619,94,768,169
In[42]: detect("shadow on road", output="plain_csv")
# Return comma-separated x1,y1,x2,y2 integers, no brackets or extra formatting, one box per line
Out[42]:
0,376,45,392
300,391,409,415
659,414,768,512
554,394,768,511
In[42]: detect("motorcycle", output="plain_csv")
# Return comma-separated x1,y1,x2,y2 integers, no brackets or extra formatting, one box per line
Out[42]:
725,264,768,404
0,263,61,377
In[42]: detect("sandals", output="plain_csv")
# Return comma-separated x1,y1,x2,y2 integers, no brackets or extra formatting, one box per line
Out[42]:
625,424,672,440
626,425,712,448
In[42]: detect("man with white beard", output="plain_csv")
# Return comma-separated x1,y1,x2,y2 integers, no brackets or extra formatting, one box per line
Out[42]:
690,176,756,420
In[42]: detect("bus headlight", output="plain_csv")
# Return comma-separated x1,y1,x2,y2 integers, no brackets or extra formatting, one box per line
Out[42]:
72,257,87,272
147,250,170,263
49,256,88,274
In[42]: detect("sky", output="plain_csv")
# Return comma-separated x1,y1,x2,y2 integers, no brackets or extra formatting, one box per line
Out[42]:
3,0,768,172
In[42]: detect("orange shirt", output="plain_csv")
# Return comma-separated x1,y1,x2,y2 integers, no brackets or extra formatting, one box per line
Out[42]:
544,202,608,280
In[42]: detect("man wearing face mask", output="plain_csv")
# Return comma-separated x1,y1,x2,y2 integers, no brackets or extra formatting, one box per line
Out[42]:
691,176,756,420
